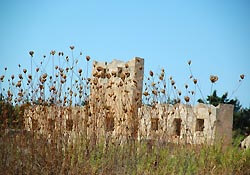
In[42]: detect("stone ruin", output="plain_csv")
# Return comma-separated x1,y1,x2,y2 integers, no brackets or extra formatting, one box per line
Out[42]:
139,103,233,145
24,57,234,145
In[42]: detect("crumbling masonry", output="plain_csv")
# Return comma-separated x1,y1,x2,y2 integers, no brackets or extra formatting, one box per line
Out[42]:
24,57,234,145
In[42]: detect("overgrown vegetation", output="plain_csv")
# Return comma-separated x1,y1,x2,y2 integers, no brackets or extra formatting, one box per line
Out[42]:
0,47,249,174
1,131,250,174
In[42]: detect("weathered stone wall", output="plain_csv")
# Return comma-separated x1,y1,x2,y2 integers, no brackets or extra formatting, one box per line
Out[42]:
89,57,144,140
23,57,234,145
138,103,234,145
24,105,87,139
24,103,234,145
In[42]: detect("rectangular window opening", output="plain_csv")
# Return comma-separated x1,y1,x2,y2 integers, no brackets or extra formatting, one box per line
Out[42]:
48,118,55,131
32,119,38,130
173,118,182,136
196,119,204,132
105,117,114,132
66,119,73,131
151,118,159,131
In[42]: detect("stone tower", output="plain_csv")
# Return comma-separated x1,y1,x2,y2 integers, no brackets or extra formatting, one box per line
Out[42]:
90,57,144,140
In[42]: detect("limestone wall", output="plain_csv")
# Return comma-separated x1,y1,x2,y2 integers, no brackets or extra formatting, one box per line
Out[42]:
138,103,234,145
25,104,233,145
23,57,234,146
90,57,144,140
24,105,88,140
24,102,233,145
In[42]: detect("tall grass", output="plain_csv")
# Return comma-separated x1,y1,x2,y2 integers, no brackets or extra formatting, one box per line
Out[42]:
0,130,250,174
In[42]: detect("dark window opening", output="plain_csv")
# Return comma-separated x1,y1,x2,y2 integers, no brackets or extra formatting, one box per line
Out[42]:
66,119,73,131
173,118,182,136
32,119,38,130
48,119,55,131
151,118,159,131
196,119,205,132
105,117,114,132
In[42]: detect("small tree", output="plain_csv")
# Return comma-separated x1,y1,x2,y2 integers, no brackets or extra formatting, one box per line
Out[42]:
0,93,25,130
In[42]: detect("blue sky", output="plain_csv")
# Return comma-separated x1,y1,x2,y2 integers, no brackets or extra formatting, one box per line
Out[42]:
0,0,249,107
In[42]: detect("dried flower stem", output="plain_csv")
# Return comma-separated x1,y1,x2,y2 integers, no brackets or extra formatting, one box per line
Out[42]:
228,80,243,100
188,64,206,103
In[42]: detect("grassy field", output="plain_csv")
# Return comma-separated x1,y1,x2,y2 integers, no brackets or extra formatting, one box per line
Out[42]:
0,130,250,175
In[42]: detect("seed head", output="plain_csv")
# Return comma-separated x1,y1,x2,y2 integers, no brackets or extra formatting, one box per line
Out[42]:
63,74,67,79
143,91,149,96
159,75,163,80
50,50,56,56
104,73,110,79
19,74,23,79
97,66,104,72
29,51,34,57
125,72,130,78
86,56,90,61
149,70,154,77
152,90,157,96
28,75,32,80
0,75,4,81
210,75,218,83
178,91,182,96
42,73,47,79
50,86,56,91
70,46,75,50
184,96,190,103
78,69,82,74
16,81,22,88
193,79,197,84
171,80,175,86
240,74,245,80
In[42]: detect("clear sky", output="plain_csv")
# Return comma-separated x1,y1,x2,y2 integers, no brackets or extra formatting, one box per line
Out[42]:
0,0,249,107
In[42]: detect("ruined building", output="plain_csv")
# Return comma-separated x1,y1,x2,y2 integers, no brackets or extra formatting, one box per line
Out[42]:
24,57,234,145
